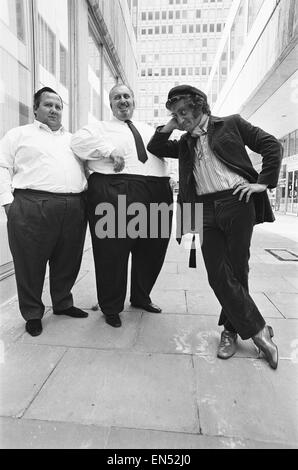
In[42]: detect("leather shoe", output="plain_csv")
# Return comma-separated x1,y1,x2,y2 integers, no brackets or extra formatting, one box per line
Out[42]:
53,306,88,318
104,313,122,328
252,325,278,369
131,302,162,313
217,329,238,359
26,319,43,337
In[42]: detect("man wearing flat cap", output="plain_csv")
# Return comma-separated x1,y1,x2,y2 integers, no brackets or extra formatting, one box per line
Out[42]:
147,84,282,370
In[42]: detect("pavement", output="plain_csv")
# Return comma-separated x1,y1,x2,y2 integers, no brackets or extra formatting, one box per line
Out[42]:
0,213,298,449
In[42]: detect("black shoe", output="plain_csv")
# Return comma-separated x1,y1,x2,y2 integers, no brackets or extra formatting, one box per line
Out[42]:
131,302,162,313
26,319,43,337
104,313,122,328
53,306,88,318
252,325,278,369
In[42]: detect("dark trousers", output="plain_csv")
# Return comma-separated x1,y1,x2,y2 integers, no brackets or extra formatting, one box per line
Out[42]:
87,173,173,316
201,193,265,340
7,190,87,321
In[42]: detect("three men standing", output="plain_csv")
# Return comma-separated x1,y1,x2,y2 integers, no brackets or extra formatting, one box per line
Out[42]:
0,87,88,336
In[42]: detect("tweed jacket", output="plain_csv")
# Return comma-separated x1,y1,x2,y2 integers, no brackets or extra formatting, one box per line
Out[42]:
147,114,283,233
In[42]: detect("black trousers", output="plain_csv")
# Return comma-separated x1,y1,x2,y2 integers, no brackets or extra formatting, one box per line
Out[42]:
7,190,87,321
87,173,173,316
201,193,265,340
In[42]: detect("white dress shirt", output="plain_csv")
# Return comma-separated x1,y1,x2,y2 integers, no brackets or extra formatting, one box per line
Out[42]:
0,120,87,205
192,116,248,195
71,117,169,177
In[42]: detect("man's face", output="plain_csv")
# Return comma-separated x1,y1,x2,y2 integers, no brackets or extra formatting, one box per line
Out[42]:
34,92,63,131
170,99,203,133
110,85,135,121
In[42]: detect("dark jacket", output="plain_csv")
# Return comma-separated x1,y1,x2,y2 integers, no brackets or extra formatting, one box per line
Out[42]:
147,114,283,232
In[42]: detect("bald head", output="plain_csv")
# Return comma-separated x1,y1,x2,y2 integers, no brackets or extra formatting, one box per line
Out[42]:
109,84,135,121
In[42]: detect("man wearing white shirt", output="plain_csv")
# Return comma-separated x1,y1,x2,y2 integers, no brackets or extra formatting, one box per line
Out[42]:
0,87,88,337
71,84,173,328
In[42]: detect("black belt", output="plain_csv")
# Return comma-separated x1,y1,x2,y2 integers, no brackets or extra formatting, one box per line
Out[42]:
14,189,85,197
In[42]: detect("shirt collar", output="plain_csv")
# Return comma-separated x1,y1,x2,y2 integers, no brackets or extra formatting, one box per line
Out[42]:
34,119,65,134
191,114,209,137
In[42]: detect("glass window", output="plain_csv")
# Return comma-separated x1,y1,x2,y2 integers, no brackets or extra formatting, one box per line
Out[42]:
141,12,146,20
203,24,208,33
289,131,296,156
155,11,160,20
230,0,245,69
196,10,201,18
216,23,222,32
210,23,215,32
59,43,69,87
155,26,160,34
181,67,186,75
182,11,187,19
148,12,153,20
154,95,159,104
247,0,264,32
189,25,194,33
176,11,180,19
169,11,173,19
162,11,167,19
196,24,201,33
182,25,187,33
168,25,173,34
168,68,173,75
203,39,207,47
162,26,166,34
38,15,56,75
175,68,179,75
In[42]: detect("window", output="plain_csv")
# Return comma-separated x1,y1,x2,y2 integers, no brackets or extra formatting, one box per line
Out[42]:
59,43,68,87
182,10,187,19
141,12,146,20
162,11,167,19
175,68,179,75
168,68,173,75
202,67,207,75
38,15,56,75
181,67,186,75
202,53,207,61
169,11,173,19
162,26,166,34
216,23,222,32
148,68,152,76
175,11,180,19
210,24,215,32
196,24,201,33
168,25,173,34
154,96,159,104
161,68,166,76
182,25,187,33
155,11,160,20
148,28,153,34
148,12,153,20
189,25,194,33
155,26,160,34
202,39,207,47
196,9,201,18
141,55,146,62
141,29,146,34
203,24,208,33
188,67,193,74
141,69,146,76
195,67,200,75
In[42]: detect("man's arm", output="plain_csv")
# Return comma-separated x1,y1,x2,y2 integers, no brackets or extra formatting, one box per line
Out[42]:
71,125,124,172
147,118,181,159
236,115,282,189
0,132,15,214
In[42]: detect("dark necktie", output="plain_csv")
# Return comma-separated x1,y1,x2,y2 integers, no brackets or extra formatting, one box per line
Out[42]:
125,120,148,163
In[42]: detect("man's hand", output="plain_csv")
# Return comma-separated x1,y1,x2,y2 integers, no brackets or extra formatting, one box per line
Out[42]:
110,150,125,173
233,183,268,203
4,203,12,216
160,118,180,133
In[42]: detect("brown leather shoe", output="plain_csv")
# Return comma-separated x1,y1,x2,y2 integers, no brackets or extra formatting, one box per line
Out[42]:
217,329,238,359
252,325,278,369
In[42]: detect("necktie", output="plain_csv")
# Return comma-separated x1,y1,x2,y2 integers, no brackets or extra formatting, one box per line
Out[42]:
125,120,148,163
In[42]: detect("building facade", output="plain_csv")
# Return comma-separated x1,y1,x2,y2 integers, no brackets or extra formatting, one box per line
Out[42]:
135,0,233,126
0,0,138,304
206,0,298,215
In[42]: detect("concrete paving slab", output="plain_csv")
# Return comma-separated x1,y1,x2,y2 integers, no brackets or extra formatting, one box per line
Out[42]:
249,276,297,293
194,356,298,445
67,271,98,310
106,427,297,449
186,291,221,316
155,272,210,291
0,343,66,417
0,417,109,449
283,276,298,291
24,349,199,433
251,292,285,319
20,310,142,350
265,292,298,319
140,289,187,314
265,318,298,360
160,262,178,274
134,314,257,359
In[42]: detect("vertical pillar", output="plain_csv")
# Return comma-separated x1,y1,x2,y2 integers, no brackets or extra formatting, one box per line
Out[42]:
68,0,89,132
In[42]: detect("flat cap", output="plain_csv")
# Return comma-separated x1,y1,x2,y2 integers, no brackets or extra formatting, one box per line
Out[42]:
167,85,207,103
